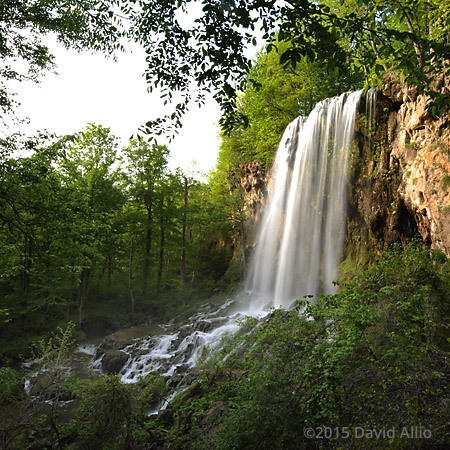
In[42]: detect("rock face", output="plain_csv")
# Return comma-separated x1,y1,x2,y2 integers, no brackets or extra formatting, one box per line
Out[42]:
384,81,450,256
228,161,268,242
236,75,450,270
346,74,450,265
227,161,269,267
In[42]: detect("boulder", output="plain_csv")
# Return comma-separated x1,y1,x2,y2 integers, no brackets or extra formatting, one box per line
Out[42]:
157,408,174,424
102,350,129,375
194,320,213,333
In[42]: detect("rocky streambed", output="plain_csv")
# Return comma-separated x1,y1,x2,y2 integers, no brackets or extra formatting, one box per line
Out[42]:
25,297,248,413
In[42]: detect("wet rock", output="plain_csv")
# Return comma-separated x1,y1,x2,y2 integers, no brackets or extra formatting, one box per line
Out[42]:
157,408,174,424
95,339,114,359
198,302,213,312
96,330,147,360
181,369,201,386
102,350,129,374
167,373,183,389
174,363,190,375
206,401,227,421
132,346,155,358
194,320,213,333
170,331,189,349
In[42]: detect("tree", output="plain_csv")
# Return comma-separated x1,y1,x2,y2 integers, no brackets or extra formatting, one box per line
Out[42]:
0,0,124,117
2,0,449,135
0,136,71,325
179,172,199,289
124,139,170,294
57,124,125,326
218,40,363,170
129,0,450,136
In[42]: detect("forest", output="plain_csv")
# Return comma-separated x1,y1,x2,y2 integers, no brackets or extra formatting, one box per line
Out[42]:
1,0,450,449
0,126,237,361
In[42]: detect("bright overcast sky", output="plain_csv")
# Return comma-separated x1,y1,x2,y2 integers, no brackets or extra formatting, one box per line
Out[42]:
5,38,222,178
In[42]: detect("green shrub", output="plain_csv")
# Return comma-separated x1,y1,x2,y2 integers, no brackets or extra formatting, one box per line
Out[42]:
135,372,168,411
173,241,450,449
70,375,138,450
0,368,25,406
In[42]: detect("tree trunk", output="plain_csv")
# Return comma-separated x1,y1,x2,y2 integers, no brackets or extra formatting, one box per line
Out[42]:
21,236,32,291
77,258,95,328
395,2,424,64
157,196,165,296
191,226,202,286
180,176,188,289
143,203,152,294
77,267,90,328
129,234,135,316
107,254,112,287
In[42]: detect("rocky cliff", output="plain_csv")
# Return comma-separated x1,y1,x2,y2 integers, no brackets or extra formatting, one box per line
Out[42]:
227,161,268,267
345,74,450,271
237,76,450,274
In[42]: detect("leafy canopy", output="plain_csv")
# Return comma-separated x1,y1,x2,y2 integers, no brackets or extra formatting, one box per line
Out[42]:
130,0,450,135
217,40,363,170
0,0,125,116
2,0,449,135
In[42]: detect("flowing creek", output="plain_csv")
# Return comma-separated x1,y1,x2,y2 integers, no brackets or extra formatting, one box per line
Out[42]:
26,89,370,412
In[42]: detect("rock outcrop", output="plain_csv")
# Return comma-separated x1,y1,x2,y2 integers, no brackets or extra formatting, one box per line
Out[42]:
236,75,450,272
228,161,268,232
102,349,129,374
226,161,268,267
346,74,450,265
384,78,450,256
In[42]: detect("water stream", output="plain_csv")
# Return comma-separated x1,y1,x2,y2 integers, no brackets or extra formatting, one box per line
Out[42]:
102,89,365,386
29,89,368,408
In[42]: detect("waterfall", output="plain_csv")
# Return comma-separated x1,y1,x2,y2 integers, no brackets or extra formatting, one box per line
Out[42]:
117,89,366,386
244,90,364,312
27,89,371,409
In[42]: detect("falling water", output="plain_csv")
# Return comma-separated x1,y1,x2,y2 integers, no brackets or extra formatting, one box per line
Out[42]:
245,90,364,312
27,89,369,409
116,89,365,386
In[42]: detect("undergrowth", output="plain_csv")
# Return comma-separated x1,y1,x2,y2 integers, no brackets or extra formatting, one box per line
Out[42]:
1,241,450,449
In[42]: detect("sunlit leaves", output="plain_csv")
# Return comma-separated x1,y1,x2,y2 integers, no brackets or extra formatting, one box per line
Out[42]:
0,0,125,114
192,241,450,448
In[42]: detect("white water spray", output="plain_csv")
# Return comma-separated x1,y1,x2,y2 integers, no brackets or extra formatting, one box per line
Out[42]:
26,90,370,409
244,90,364,312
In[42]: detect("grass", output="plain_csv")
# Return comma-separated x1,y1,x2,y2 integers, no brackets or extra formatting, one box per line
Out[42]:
442,172,450,188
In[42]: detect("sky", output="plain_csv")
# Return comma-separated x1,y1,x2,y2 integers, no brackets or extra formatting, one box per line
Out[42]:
5,39,222,179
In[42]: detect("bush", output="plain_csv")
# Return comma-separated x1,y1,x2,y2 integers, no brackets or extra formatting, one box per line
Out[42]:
0,368,25,406
135,372,168,411
170,241,450,449
70,375,139,450
0,367,30,450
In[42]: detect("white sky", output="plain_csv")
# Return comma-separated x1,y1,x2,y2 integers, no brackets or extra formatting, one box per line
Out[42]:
5,40,222,179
